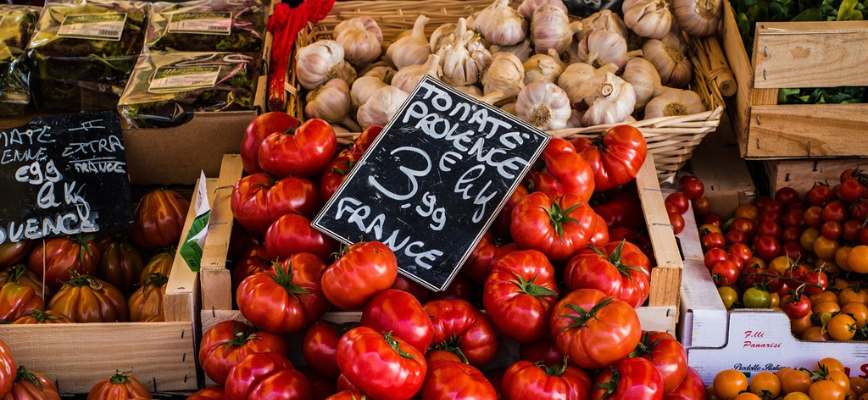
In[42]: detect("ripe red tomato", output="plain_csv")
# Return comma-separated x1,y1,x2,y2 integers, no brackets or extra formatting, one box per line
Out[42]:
782,241,804,260
198,320,288,384
843,220,862,243
510,192,601,261
303,322,341,379
591,357,663,400
425,299,499,366
336,374,359,393
775,187,800,205
502,359,592,400
801,269,828,296
728,243,753,268
679,176,704,200
572,125,647,192
630,332,687,393
264,213,336,261
807,183,833,206
232,246,270,290
462,232,513,284
782,226,801,243
225,352,310,400
701,232,726,250
725,229,747,245
326,391,365,400
850,200,868,220
664,368,707,400
241,112,299,173
756,219,781,238
665,193,689,215
28,236,100,290
337,327,427,400
781,208,803,228
319,126,382,201
781,293,812,319
564,241,651,307
550,289,641,369
711,260,740,286
321,242,397,310
0,265,44,322
421,360,497,400
822,201,846,222
693,197,711,216
821,221,842,241
231,173,319,233
838,178,864,202
730,218,755,235
594,190,645,230
130,189,189,249
530,138,596,203
668,212,685,235
703,214,722,226
0,339,16,396
0,241,32,269
87,372,150,400
590,213,611,246
519,341,564,365
493,185,529,237
236,253,327,334
258,118,338,177
362,289,433,352
753,235,781,261
704,248,730,270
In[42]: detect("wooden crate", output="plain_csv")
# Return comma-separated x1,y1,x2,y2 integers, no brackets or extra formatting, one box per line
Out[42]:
723,1,868,158
763,158,868,194
198,153,683,334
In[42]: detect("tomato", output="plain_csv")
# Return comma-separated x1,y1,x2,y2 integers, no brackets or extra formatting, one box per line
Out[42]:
808,182,833,205
573,125,647,192
590,213,612,246
510,192,601,261
231,173,319,233
0,339,15,397
241,112,299,173
629,331,686,393
362,289,433,352
704,248,730,270
337,327,426,400
141,252,173,285
790,313,813,335
664,192,689,216
531,138,596,202
782,226,801,244
742,287,771,308
822,201,846,222
711,260,740,287
564,241,650,307
199,320,288,385
841,302,868,328
28,236,100,290
550,289,641,369
702,232,726,250
519,341,563,365
224,352,310,400
693,196,711,216
851,201,868,220
773,187,798,204
731,218,755,235
700,224,722,235
839,287,867,305
502,359,591,400
757,219,781,238
728,243,753,268
5,367,60,400
12,309,71,324
735,204,759,221
595,190,645,230
847,245,868,273
748,371,781,398
753,235,781,261
713,370,748,400
259,118,337,177
804,206,823,228
725,229,747,244
777,367,811,394
781,208,803,228
809,380,847,400
319,126,383,201
128,273,167,322
483,250,558,343
422,360,497,400
321,242,397,310
827,314,856,341
664,368,706,400
0,265,44,323
424,299,498,366
842,221,861,244
494,185,529,237
87,372,150,400
97,239,143,294
461,233,497,284
48,274,126,322
431,276,474,301
0,241,31,270
326,391,365,400
188,386,225,400
838,178,865,202
781,293,812,319
669,213,685,235
264,214,336,261
233,246,270,290
679,176,704,200
130,189,189,250
718,287,738,309
591,357,663,400
303,322,341,379
820,221,842,241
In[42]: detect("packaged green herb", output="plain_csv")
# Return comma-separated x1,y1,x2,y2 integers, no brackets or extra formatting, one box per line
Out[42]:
146,0,266,53
118,51,261,128
27,0,149,112
0,5,40,116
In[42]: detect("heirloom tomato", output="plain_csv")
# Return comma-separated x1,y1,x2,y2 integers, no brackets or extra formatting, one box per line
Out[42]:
519,341,564,365
336,374,359,392
664,368,706,400
231,173,319,233
572,125,647,191
232,246,270,289
87,372,150,400
130,189,189,249
265,214,336,261
421,360,497,400
0,265,44,322
391,275,430,302
319,126,382,201
530,138,595,203
361,289,433,352
462,233,497,284
303,322,341,379
5,367,60,400
591,357,663,400
594,190,645,230
425,299,499,366
0,241,31,269
48,274,127,323
225,352,310,400
326,391,365,400
28,236,100,290
141,252,173,284
564,240,651,307
0,339,15,397
501,359,591,400
199,320,288,384
321,242,397,310
188,386,225,400
12,309,71,324
258,118,337,177
494,185,529,237
336,327,426,400
128,273,167,322
98,239,143,294
241,112,299,173
511,192,601,261
629,332,687,393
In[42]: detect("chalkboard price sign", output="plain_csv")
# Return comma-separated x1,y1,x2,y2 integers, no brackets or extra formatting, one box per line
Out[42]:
0,111,133,244
314,76,550,291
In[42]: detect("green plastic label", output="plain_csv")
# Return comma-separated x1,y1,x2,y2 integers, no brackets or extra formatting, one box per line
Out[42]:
58,13,127,41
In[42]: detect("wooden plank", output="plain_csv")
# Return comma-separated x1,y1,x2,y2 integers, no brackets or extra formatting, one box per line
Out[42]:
636,306,678,335
753,21,868,89
721,1,753,158
636,154,683,272
764,159,868,194
747,104,868,158
1,322,196,394
201,155,243,311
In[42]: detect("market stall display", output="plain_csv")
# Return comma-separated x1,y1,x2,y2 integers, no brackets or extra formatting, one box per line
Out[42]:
145,0,267,53
0,5,39,116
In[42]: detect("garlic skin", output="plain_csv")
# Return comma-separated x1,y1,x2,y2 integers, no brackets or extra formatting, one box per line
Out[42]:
305,79,358,130
430,23,457,53
581,10,628,39
501,102,517,115
351,75,389,108
582,73,637,126
531,5,573,54
474,0,528,46
490,40,533,62
643,33,693,87
567,109,584,128
482,52,525,98
577,30,629,69
623,0,673,39
644,87,705,118
334,17,383,66
392,54,442,93
518,0,567,19
524,49,564,84
387,15,431,69
516,82,572,130
457,85,483,97
439,19,492,86
672,0,721,37
296,40,348,90
557,62,618,105
622,57,662,108
357,86,410,128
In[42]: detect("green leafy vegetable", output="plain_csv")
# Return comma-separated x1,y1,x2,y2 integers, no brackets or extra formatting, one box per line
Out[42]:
0,5,39,116
146,0,266,53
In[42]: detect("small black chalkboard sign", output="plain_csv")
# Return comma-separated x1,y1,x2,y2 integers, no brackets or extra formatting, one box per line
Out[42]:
0,111,133,244
313,76,550,291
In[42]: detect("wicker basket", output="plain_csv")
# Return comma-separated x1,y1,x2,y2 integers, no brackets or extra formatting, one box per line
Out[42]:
287,0,725,181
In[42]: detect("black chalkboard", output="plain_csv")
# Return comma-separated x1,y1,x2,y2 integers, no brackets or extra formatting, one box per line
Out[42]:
313,76,550,291
0,111,133,244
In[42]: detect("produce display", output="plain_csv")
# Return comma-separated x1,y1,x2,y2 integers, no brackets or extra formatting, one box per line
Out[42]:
0,5,39,116
711,357,866,400
145,0,267,53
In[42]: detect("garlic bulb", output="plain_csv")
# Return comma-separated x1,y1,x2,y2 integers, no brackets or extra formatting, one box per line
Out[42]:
334,17,383,66
622,57,661,108
457,85,483,97
430,23,458,53
305,79,359,130
357,86,409,128
474,0,527,46
482,52,525,98
392,54,442,93
623,0,673,39
387,15,431,69
351,75,388,108
490,40,533,62
582,73,637,126
296,40,350,90
672,0,721,37
581,10,628,39
643,33,693,87
577,30,629,69
524,49,564,84
439,19,492,86
518,0,567,19
516,82,572,130
644,87,705,118
531,5,574,54
558,63,619,105
501,102,517,115
567,109,584,128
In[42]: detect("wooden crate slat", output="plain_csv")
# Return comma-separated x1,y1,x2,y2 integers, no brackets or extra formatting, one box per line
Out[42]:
764,159,868,193
747,104,868,158
200,155,243,311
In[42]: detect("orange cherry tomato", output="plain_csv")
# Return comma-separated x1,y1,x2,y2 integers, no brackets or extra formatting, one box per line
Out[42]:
841,302,868,328
801,326,828,341
840,288,867,305
770,256,793,275
714,369,749,400
814,302,841,325
782,392,810,400
790,314,813,335
847,245,868,273
809,380,847,400
749,371,781,399
814,236,839,260
734,393,760,400
827,314,857,341
811,292,838,306
835,247,852,271
801,228,820,251
818,358,846,374
827,370,851,393
778,367,811,394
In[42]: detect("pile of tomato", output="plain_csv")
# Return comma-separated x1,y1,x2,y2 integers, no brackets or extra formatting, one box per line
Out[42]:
711,357,866,400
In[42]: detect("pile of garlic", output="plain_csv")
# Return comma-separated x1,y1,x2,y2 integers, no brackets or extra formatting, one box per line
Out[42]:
294,0,719,131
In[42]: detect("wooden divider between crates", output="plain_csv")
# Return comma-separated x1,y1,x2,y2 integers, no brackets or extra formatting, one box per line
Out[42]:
763,158,868,194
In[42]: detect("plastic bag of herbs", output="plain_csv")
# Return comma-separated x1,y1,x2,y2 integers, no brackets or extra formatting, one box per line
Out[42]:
118,51,261,128
0,5,40,116
146,0,267,53
27,0,148,112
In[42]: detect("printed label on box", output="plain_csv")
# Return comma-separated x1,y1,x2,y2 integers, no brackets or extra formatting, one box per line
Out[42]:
58,13,127,41
149,65,220,93
168,12,232,36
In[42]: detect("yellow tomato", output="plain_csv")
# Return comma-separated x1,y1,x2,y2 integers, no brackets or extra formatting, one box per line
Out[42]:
814,236,840,260
700,224,722,235
714,369,749,400
835,246,852,271
809,380,847,400
802,326,828,341
778,368,812,394
749,371,781,398
827,314,857,341
827,370,851,393
847,245,868,273
811,292,839,306
782,392,810,400
814,301,841,325
770,256,793,275
801,228,820,251
842,302,868,328
719,286,739,310
840,287,868,305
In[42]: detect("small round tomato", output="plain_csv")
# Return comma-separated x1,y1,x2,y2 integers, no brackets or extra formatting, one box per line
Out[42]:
778,367,811,394
800,228,820,251
731,218,756,235
713,369,748,400
726,229,747,244
742,287,771,308
781,293,812,319
808,182,833,206
781,208,803,227
851,201,868,220
753,235,781,261
821,221,842,241
679,176,705,200
665,192,690,215
669,212,685,234
823,201,847,222
361,289,434,353
303,322,340,379
841,302,868,328
735,204,759,221
843,221,862,243
337,327,426,400
591,357,663,400
827,314,856,341
838,178,864,202
629,332,687,393
804,206,823,228
809,380,847,400
702,232,726,250
802,326,829,342
839,287,867,304
749,371,781,399
693,197,712,216
718,287,738,309
711,260,740,287
425,299,499,366
704,248,731,270
484,250,558,343
422,360,497,400
729,243,753,268
776,187,800,205
757,219,781,238
813,236,839,260
321,242,398,310
847,245,868,273
790,314,813,335
782,226,802,242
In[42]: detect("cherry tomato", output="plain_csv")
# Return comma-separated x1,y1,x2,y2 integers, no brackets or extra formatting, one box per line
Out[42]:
847,245,868,273
823,201,846,222
742,287,771,308
809,380,847,400
843,221,861,243
821,221,842,241
669,212,685,235
827,314,856,341
735,204,759,221
702,232,726,250
726,229,747,244
838,178,865,202
749,371,781,399
753,235,781,261
693,197,712,216
808,182,833,206
728,243,753,268
781,208,803,228
782,226,801,243
718,287,738,309
711,260,740,287
484,250,558,343
361,289,434,353
336,327,426,400
775,187,800,205
679,176,705,199
704,248,731,270
665,192,690,215
800,228,820,251
804,206,823,228
781,293,812,319
777,367,811,394
713,369,748,400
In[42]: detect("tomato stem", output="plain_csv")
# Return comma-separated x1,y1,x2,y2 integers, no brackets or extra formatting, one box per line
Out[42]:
109,371,130,385
563,297,614,329
383,331,415,360
272,262,308,296
595,367,619,398
537,356,569,377
431,339,469,364
510,272,556,298
546,202,579,238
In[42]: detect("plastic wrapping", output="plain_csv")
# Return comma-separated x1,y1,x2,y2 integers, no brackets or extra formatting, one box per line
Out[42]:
27,0,148,112
0,5,40,116
146,0,267,53
118,51,260,128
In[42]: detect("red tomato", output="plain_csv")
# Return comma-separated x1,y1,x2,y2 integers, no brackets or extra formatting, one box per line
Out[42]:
241,112,299,173
336,374,358,393
730,218,755,235
0,265,43,323
303,322,341,379
669,213,685,235
807,183,833,206
572,125,648,191
321,242,397,310
801,269,828,296
775,187,800,205
231,174,319,233
781,293,812,319
421,360,497,400
0,241,32,269
693,197,711,216
728,243,753,268
461,232,498,284
564,241,651,307
782,226,801,243
782,241,804,260
821,221,842,241
590,213,612,246
861,227,868,245
258,118,337,177
843,220,862,243
711,260,740,287
483,250,558,343
701,232,726,250
664,368,707,400
781,208,803,228
232,246,270,289
28,236,100,290
225,352,311,400
822,201,846,222
305,373,336,400
665,193,689,215
594,190,645,230
756,219,781,238
530,138,596,203
319,126,382,201
630,332,687,393
725,229,747,245
679,176,705,200
753,235,781,261
336,327,427,400
591,357,663,400
130,189,189,250
390,276,430,302
493,185,529,237
511,192,601,261
264,213,336,260
704,248,730,270
326,391,365,400
425,299,499,366
188,386,225,400
803,206,823,228
703,214,722,226
236,253,327,334
850,200,868,220
550,289,641,369
198,320,288,384
502,359,591,400
0,339,15,396
519,341,564,365
362,289,433,352
838,178,864,202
